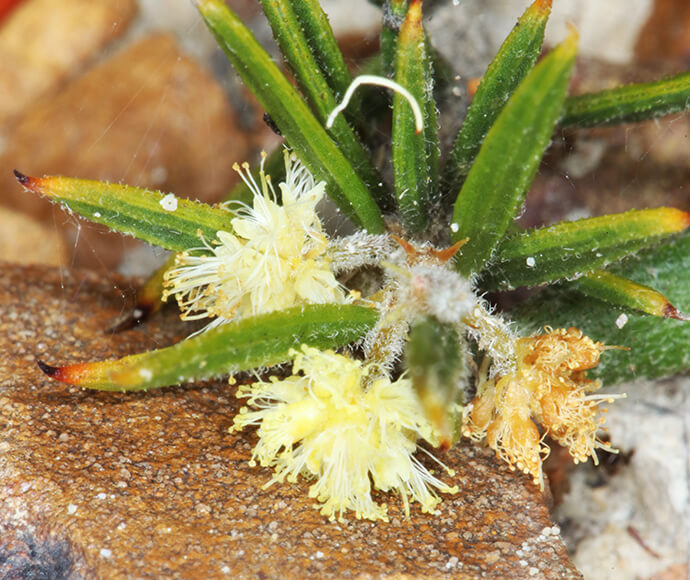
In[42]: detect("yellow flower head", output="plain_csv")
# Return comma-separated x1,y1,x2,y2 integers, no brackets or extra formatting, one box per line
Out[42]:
231,345,458,522
162,152,346,330
464,327,621,489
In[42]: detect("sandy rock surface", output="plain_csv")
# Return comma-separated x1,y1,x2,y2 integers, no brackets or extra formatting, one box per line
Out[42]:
0,263,580,579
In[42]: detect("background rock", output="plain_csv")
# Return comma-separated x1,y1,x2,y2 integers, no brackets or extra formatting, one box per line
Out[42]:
0,206,66,266
0,34,249,270
0,0,137,129
0,263,580,579
554,378,690,580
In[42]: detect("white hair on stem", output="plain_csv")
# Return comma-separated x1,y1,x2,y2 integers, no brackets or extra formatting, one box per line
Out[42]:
326,74,424,134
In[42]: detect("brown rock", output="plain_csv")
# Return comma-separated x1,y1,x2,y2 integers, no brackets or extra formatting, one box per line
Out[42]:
650,563,690,580
0,263,581,579
0,0,136,127
0,206,66,265
1,34,249,269
636,0,690,63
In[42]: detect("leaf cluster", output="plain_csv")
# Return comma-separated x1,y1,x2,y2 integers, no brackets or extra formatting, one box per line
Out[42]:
18,0,690,389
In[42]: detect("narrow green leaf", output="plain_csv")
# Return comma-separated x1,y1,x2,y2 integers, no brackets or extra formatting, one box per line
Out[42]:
451,29,577,275
15,172,232,253
259,0,387,207
290,0,356,105
562,70,690,128
407,316,467,448
482,207,690,290
197,0,384,233
514,231,690,384
381,0,409,78
40,304,378,391
393,0,436,231
570,270,689,320
443,0,552,191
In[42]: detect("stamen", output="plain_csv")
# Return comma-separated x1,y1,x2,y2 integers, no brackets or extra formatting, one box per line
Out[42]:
326,74,424,134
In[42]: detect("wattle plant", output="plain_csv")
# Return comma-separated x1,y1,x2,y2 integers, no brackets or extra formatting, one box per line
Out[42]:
15,0,690,522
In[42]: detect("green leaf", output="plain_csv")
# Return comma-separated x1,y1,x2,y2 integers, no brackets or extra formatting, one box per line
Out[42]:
40,304,378,391
451,28,577,275
392,0,437,231
570,270,688,320
381,0,409,78
197,0,384,233
443,0,552,191
407,316,467,448
513,231,690,384
15,172,232,253
290,0,357,106
483,207,690,290
259,0,387,207
562,70,690,128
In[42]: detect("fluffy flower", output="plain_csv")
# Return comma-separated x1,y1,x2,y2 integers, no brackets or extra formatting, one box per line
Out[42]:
463,327,621,489
231,345,458,522
162,152,346,330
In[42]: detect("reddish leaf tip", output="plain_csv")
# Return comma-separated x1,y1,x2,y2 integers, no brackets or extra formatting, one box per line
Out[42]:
13,169,29,185
13,169,41,192
36,358,91,385
682,211,690,229
36,357,60,377
663,303,690,321
531,0,553,15
658,208,690,232
403,0,423,30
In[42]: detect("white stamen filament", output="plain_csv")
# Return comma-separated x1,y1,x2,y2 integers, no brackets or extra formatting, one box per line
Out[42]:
326,74,424,134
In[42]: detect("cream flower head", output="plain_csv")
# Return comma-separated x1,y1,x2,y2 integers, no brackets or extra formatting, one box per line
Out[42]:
231,345,458,522
162,151,346,331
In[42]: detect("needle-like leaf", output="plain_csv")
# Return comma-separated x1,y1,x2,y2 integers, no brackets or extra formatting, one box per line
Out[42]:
381,0,409,78
393,0,438,231
443,0,552,191
483,207,690,290
571,270,689,320
38,304,378,391
407,316,467,449
514,231,690,384
14,171,232,253
561,70,690,128
197,0,384,233
259,0,387,207
451,28,577,275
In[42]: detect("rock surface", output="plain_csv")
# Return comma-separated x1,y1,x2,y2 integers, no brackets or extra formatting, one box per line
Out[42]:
0,33,249,270
636,0,690,62
555,378,690,580
0,206,66,266
0,263,580,579
0,0,136,128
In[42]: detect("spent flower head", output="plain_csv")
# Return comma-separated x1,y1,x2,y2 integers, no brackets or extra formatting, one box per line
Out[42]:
463,327,622,489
